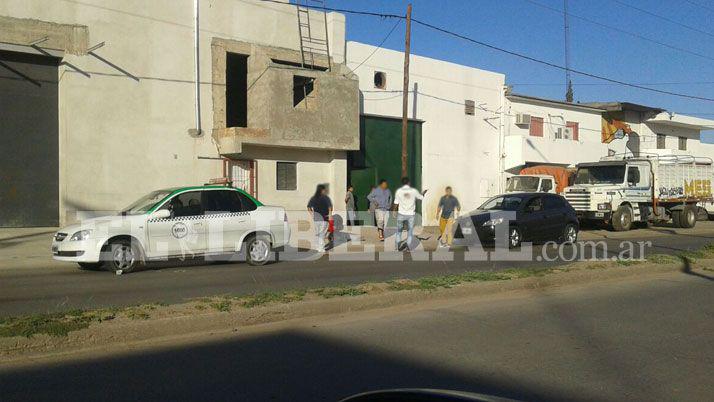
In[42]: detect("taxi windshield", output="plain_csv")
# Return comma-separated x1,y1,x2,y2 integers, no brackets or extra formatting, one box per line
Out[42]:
120,190,173,215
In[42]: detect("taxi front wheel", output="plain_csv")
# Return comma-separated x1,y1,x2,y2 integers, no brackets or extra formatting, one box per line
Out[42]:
107,239,143,273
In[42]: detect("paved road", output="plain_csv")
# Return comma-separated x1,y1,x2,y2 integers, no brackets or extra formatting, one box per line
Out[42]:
0,226,713,316
1,271,712,401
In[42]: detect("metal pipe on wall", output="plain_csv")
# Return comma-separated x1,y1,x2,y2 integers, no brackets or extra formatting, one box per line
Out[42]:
188,0,202,137
498,85,506,193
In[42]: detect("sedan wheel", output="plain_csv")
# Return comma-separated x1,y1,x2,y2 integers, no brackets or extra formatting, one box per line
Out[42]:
509,227,521,248
563,224,578,244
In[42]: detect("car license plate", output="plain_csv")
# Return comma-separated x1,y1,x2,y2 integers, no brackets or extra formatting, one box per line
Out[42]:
461,228,472,235
595,212,604,218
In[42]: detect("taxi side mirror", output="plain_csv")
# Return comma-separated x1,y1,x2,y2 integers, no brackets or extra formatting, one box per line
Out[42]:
150,209,171,220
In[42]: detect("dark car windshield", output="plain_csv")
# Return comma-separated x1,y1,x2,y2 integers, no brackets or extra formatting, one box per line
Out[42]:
506,176,540,192
574,165,626,185
478,195,524,211
120,190,173,215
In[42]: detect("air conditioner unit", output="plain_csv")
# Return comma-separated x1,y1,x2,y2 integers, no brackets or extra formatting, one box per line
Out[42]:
515,113,531,126
556,127,574,139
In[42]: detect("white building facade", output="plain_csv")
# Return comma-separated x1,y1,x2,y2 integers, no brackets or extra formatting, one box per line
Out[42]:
0,0,357,227
346,41,506,223
504,94,612,173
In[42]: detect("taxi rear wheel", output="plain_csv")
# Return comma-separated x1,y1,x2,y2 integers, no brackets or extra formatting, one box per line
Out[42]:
245,234,272,266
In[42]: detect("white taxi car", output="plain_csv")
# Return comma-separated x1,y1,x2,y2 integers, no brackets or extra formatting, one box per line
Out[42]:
52,186,290,272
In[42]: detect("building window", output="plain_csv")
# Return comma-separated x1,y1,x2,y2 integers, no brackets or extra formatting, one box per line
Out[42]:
657,134,666,149
276,162,297,191
293,76,315,107
679,136,687,151
464,99,475,115
529,117,544,137
374,71,386,89
566,121,579,141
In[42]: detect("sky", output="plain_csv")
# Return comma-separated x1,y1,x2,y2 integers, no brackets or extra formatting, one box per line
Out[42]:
325,0,714,141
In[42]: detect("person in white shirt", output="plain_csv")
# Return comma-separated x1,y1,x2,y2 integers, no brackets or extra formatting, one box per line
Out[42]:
393,177,427,250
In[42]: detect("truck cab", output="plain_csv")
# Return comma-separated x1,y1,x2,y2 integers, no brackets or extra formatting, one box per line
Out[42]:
564,155,709,231
505,175,556,194
564,160,652,228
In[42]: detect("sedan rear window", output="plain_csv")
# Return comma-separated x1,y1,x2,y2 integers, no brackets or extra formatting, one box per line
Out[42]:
478,195,524,211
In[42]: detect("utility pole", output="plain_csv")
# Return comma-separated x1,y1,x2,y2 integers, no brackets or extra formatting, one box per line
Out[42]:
401,4,412,178
563,0,573,102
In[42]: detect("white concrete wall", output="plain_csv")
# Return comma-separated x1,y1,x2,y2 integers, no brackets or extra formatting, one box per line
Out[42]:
247,147,346,214
0,0,347,224
505,99,610,170
346,41,506,223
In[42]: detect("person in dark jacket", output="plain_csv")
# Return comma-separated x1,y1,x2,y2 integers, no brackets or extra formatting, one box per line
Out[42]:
307,184,332,252
345,185,356,226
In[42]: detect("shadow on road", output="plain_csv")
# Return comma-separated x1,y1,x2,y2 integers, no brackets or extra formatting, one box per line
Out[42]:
681,258,714,282
0,330,577,402
0,230,56,250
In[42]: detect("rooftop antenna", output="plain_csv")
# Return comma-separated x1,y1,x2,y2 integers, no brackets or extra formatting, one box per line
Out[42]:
563,0,573,102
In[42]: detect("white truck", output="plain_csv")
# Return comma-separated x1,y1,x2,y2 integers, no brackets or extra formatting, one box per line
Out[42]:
505,166,573,195
505,174,556,194
563,154,713,231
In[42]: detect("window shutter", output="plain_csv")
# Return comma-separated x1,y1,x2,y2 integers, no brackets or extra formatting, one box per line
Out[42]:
657,134,666,149
276,162,297,191
567,121,579,141
529,117,543,137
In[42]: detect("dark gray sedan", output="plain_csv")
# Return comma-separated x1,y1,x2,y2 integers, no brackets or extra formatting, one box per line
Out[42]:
453,192,579,248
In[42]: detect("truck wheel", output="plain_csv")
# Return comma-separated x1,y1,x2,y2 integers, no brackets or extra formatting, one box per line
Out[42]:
696,206,709,221
680,206,697,229
671,210,682,228
612,205,633,231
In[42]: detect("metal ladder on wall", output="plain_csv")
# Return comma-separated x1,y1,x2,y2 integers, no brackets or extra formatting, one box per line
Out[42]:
296,0,331,71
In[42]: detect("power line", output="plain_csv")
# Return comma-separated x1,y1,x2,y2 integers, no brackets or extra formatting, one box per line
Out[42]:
348,19,402,72
512,81,714,87
257,0,402,19
410,17,714,103
522,0,714,63
609,0,714,38
259,0,714,103
683,0,714,14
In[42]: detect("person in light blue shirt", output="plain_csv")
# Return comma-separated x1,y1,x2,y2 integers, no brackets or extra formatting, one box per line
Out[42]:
367,179,392,241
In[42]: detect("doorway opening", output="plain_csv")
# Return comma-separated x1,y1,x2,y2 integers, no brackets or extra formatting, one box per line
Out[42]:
225,159,257,197
226,52,248,127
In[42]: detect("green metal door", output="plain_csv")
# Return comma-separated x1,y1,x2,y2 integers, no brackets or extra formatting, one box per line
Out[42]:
348,115,423,222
